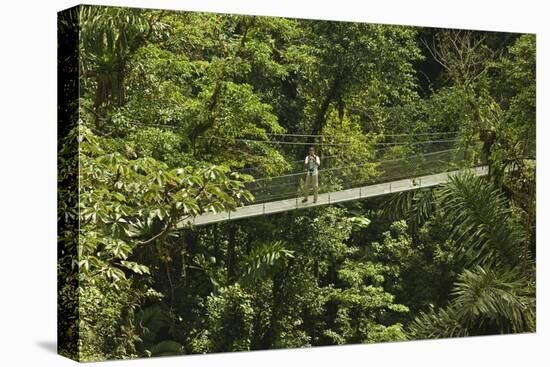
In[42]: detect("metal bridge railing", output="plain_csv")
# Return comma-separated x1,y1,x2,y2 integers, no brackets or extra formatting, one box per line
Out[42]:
245,144,482,204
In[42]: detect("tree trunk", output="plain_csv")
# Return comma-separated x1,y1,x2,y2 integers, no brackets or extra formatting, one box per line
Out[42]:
262,271,283,348
227,224,237,283
309,75,341,144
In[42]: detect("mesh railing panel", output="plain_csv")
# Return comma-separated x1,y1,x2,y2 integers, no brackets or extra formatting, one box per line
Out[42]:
245,143,482,204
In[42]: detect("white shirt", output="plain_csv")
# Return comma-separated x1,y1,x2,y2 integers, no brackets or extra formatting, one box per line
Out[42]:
305,155,320,176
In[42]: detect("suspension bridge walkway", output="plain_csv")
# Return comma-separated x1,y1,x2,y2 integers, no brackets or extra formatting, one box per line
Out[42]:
178,134,486,227
182,166,487,226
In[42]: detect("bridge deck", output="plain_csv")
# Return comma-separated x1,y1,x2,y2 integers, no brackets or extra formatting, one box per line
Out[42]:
179,166,488,227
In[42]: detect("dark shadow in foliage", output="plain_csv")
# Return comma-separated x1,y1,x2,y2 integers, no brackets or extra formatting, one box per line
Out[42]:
135,304,184,357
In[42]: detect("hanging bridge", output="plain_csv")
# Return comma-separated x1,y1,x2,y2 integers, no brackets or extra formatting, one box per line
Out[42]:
178,133,486,227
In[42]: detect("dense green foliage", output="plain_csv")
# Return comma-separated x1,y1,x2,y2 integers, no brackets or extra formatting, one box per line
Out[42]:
58,6,535,361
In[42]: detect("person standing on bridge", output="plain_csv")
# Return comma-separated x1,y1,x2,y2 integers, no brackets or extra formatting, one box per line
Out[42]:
302,146,320,203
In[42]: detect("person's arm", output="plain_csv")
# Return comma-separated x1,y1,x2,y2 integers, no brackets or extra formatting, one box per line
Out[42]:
304,156,309,167
315,155,320,167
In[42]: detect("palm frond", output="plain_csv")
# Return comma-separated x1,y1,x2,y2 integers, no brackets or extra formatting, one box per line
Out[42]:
237,241,294,286
383,188,437,231
438,172,523,267
452,265,535,334
407,306,468,340
408,265,535,339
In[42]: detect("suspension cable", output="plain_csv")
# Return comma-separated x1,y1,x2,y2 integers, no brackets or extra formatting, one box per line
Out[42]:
251,148,459,182
203,136,459,147
235,142,455,173
263,131,460,138
120,121,460,139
